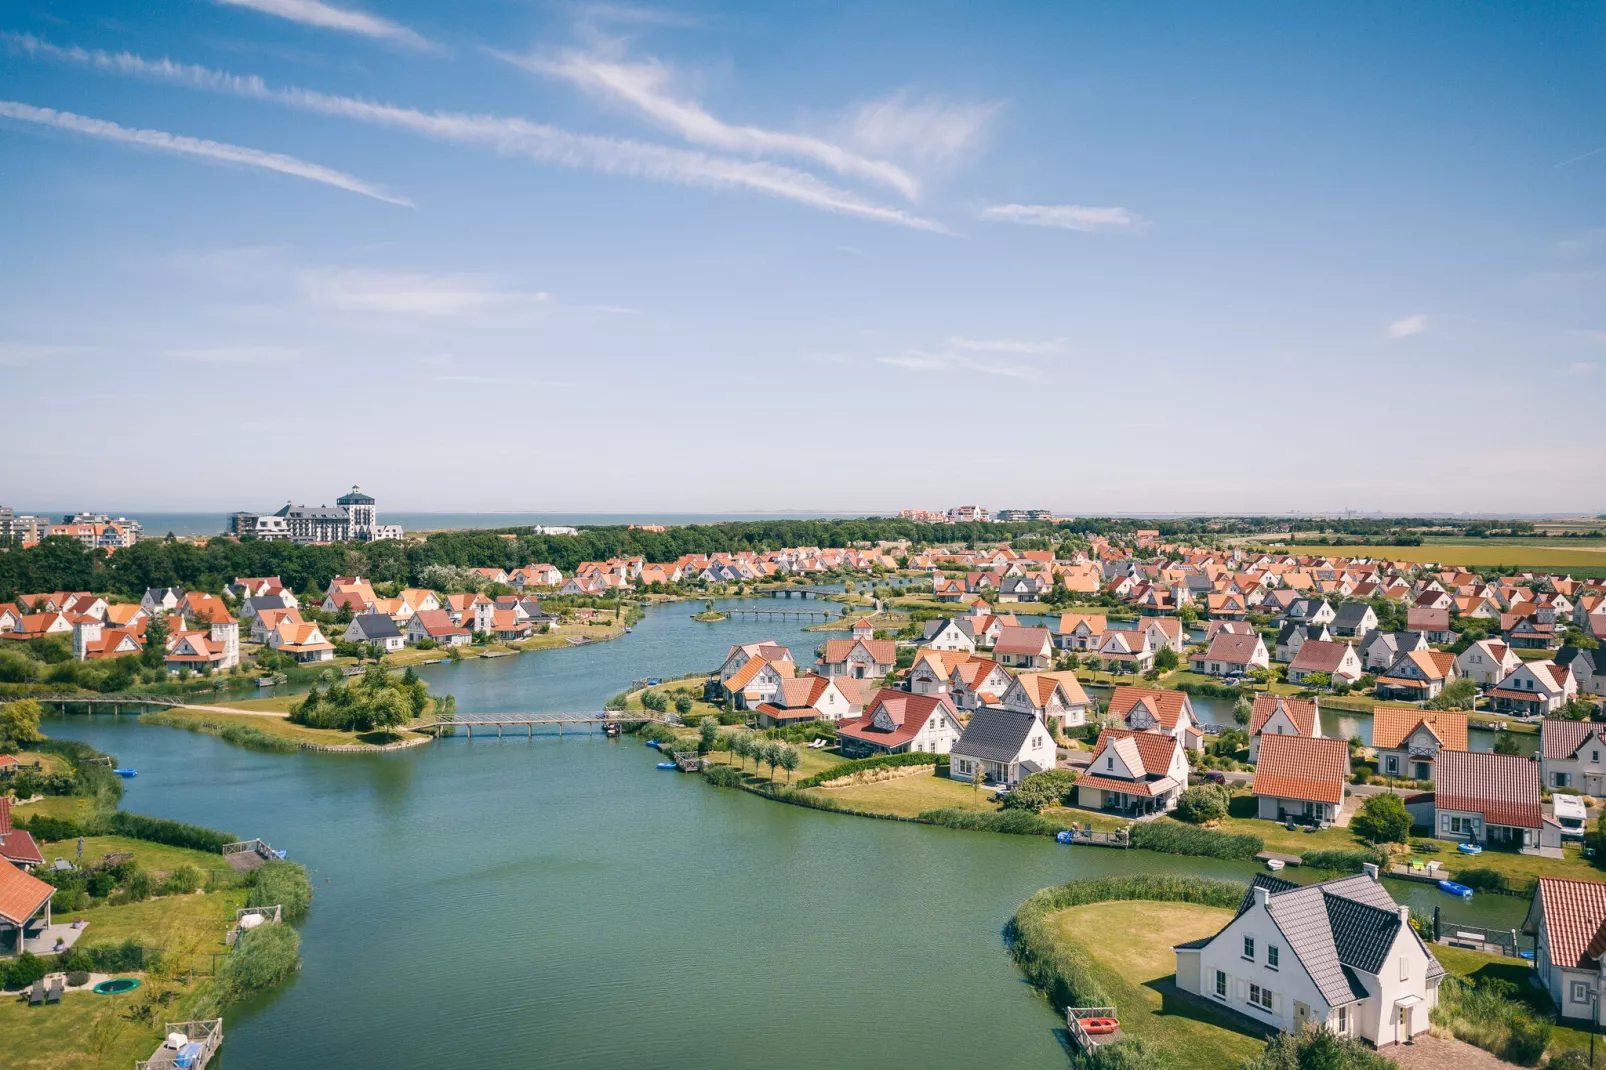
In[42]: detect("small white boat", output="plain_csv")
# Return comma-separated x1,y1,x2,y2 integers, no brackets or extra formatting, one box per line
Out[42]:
1265,858,1285,871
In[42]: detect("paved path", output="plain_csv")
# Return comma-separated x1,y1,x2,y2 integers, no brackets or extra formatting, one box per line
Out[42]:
174,703,290,718
1377,1033,1516,1070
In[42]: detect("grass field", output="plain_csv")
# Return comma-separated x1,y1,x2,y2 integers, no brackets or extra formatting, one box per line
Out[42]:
808,768,997,817
1432,944,1597,1058
142,707,426,749
41,836,235,882
1261,541,1606,570
1049,901,1268,1069
13,794,93,822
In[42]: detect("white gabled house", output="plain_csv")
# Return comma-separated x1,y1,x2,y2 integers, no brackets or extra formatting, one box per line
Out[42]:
1540,719,1606,794
997,671,1090,734
1174,868,1443,1047
1454,638,1522,687
1246,696,1322,764
1487,660,1578,717
1074,728,1189,816
949,707,1056,788
1525,877,1606,1027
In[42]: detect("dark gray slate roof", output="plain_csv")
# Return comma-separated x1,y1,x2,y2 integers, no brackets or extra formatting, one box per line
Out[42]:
1558,647,1598,678
350,613,401,639
1332,604,1372,628
952,707,1038,763
274,504,348,519
245,595,289,614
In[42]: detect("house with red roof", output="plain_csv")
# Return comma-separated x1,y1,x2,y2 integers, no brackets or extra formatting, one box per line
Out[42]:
992,626,1055,670
1371,708,1467,782
721,655,795,709
1286,640,1363,686
1075,728,1189,817
1526,877,1606,1025
816,638,895,681
1488,660,1577,716
1090,627,1156,673
755,674,860,727
1406,607,1452,644
998,671,1090,733
0,858,53,957
1412,749,1558,855
835,690,962,759
1454,638,1522,687
1374,650,1458,702
406,610,471,648
1246,696,1322,764
0,612,71,642
946,656,1014,711
1107,686,1205,751
0,799,43,872
1253,735,1349,824
1190,632,1269,678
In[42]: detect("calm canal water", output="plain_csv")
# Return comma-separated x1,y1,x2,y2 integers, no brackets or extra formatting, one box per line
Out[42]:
41,596,1530,1068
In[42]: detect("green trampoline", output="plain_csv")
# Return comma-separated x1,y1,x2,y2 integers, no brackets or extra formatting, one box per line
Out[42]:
92,978,141,995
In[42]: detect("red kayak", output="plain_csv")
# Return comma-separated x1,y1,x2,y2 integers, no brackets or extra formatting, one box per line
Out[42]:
1078,1018,1119,1035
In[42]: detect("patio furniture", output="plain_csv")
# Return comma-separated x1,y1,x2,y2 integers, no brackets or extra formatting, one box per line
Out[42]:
28,980,46,1006
46,978,63,1004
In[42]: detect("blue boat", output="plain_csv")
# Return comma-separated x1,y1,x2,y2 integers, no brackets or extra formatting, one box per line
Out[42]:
1456,842,1483,855
1056,830,1074,845
1438,880,1474,900
112,768,137,777
646,740,662,749
656,761,677,770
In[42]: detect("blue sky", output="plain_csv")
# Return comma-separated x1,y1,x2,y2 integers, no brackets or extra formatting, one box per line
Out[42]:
2,1,1603,515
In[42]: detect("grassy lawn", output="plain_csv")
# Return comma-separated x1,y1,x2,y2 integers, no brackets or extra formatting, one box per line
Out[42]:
1049,901,1269,1070
807,768,999,817
1258,542,1606,570
13,794,94,822
1050,804,1143,833
212,694,299,713
69,885,245,949
143,708,426,748
1221,795,1362,855
41,836,234,881
1433,944,1598,1058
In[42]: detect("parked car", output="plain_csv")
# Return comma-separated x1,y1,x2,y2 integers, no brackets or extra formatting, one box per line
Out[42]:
1202,770,1226,784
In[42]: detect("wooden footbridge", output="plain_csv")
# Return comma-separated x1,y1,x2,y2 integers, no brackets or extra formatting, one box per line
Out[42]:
720,606,835,621
412,712,679,738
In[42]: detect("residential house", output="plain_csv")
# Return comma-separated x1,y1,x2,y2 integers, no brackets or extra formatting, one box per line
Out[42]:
1275,622,1332,663
510,564,563,589
1374,650,1458,702
950,707,1057,787
932,577,966,602
1359,629,1428,674
1557,647,1606,698
1135,617,1186,655
344,613,405,652
755,674,860,727
1204,620,1256,643
1090,627,1156,674
0,612,71,642
1504,606,1562,651
835,690,962,758
998,671,1090,733
0,857,54,957
1246,696,1322,764
817,638,896,681
1371,708,1467,782
1191,632,1270,678
323,588,373,615
947,657,1015,711
1253,735,1350,824
1330,603,1379,638
1056,613,1108,652
0,798,43,871
997,574,1047,603
1287,640,1364,686
399,588,443,614
1525,878,1606,1027
721,656,795,709
1540,719,1606,794
1449,639,1520,688
920,618,977,653
240,594,291,623
718,641,795,684
1174,868,1443,1046
1074,728,1189,816
251,607,303,644
993,626,1056,670
140,587,182,614
70,619,143,661
1206,593,1249,621
906,648,970,695
1406,607,1452,645
1411,750,1558,855
1283,599,1337,626
268,621,335,663
1488,661,1577,717
163,630,234,673
407,610,471,648
1107,687,1205,751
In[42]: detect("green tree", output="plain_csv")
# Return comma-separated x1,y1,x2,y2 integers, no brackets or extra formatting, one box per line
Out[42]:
698,718,718,754
1493,730,1521,755
1175,784,1229,824
141,613,169,669
779,745,800,784
760,741,782,783
0,698,44,747
1232,696,1253,726
368,689,410,736
675,694,694,717
1351,792,1411,844
1153,646,1179,672
1428,677,1477,711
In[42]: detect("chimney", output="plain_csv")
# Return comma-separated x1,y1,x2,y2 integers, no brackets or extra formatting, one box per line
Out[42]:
1363,862,1380,882
1398,904,1411,927
0,795,10,835
1254,885,1270,910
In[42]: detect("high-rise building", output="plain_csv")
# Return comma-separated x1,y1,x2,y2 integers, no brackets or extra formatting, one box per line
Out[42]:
232,486,399,544
337,486,377,540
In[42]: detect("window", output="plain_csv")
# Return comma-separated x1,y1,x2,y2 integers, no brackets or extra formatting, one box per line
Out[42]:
1107,756,1114,770
1595,751,1600,764
1267,945,1279,970
1386,756,1399,774
1556,773,1572,788
1249,983,1273,1010
1243,936,1255,961
1337,1006,1349,1034
1572,981,1590,1004
1399,955,1409,981
1216,970,1227,998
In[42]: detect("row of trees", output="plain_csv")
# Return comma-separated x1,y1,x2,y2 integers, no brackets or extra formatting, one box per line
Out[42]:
704,726,802,783
288,665,447,734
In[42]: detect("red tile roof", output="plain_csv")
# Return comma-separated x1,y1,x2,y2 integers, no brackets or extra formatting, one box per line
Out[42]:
1541,718,1606,761
1288,640,1354,674
1535,877,1606,969
1108,687,1193,732
836,690,955,749
1371,708,1468,752
1435,750,1541,829
1253,735,1349,805
1247,696,1320,738
1087,727,1182,779
820,638,896,666
993,626,1054,657
0,860,52,925
1200,632,1263,665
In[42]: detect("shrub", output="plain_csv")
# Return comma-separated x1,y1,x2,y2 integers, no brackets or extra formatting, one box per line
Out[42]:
18,814,84,840
140,711,301,753
918,808,1064,836
217,922,300,1002
1075,1036,1173,1070
1453,867,1506,892
159,864,204,896
0,952,48,990
701,764,743,788
1432,975,1552,1065
82,939,153,973
1350,792,1411,844
1301,847,1388,874
796,751,940,788
1002,770,1079,813
1246,1029,1396,1069
1173,784,1229,825
248,859,313,922
66,970,90,988
1129,818,1262,860
108,811,235,853
115,865,155,904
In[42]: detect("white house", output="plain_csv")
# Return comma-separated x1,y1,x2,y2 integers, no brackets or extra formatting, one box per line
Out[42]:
1411,749,1559,856
1370,708,1467,783
1286,640,1364,686
1253,735,1349,825
1191,632,1269,678
993,626,1056,670
1056,612,1107,652
920,618,976,653
755,674,860,726
1174,868,1443,1046
949,707,1056,788
816,638,896,681
1246,696,1321,764
1526,877,1606,1027
1540,719,1606,795
1075,728,1189,816
836,690,961,758
1455,639,1522,687
1107,686,1205,751
344,613,405,652
1488,660,1578,717
998,671,1090,734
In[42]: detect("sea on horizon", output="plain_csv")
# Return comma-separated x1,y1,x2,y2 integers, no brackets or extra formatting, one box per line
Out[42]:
43,511,873,538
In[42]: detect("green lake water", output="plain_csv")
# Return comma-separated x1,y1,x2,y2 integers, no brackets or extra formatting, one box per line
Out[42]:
42,596,1529,1068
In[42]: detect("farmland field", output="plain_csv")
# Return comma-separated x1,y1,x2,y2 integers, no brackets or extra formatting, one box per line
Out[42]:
1256,540,1606,572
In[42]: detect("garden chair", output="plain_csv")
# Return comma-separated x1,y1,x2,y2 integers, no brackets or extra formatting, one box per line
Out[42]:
28,980,46,1006
46,978,63,1004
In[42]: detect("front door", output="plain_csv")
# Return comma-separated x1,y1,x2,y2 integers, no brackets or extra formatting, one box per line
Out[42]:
1293,1002,1310,1031
1414,762,1431,780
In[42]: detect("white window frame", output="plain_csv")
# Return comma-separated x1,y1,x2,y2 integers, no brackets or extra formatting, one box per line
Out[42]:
1243,936,1255,961
1572,981,1590,1004
1215,970,1227,998
1267,945,1279,971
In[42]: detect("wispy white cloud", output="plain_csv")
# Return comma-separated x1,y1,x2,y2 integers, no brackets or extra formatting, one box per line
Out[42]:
0,342,92,364
499,48,922,199
211,0,433,50
298,270,550,316
8,36,944,231
0,99,411,205
877,347,1038,379
846,93,998,166
165,344,303,363
979,203,1143,232
947,336,1063,354
564,2,706,28
1385,314,1427,340
1567,361,1597,376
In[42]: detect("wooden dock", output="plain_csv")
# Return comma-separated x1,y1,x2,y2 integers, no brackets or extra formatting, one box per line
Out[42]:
1387,863,1445,884
1065,1007,1124,1052
137,1019,222,1069
720,606,835,620
221,839,282,874
1061,827,1131,848
1256,851,1304,867
411,712,678,737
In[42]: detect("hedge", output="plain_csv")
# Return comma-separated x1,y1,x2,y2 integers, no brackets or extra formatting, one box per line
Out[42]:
918,807,1065,837
140,710,301,753
796,751,942,788
1128,818,1263,860
107,811,235,853
1301,846,1388,874
1008,875,1247,1012
248,859,313,922
701,764,743,788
